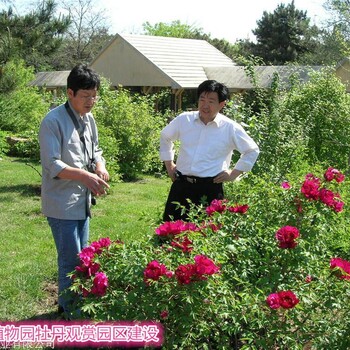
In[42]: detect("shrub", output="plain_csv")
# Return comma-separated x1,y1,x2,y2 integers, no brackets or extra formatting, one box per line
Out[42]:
70,166,350,349
93,81,166,180
227,68,350,180
0,60,51,134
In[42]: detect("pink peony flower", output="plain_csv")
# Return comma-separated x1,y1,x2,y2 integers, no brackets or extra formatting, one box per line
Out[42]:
305,275,313,283
332,199,345,213
318,189,345,212
206,199,227,216
324,167,345,183
144,260,173,283
75,261,101,277
266,293,281,309
91,272,108,297
228,204,249,214
194,255,220,276
98,237,112,248
79,246,96,266
281,181,291,189
266,290,299,309
275,225,300,249
155,221,198,236
330,257,350,280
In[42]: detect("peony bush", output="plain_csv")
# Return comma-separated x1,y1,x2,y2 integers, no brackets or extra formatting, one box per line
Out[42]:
69,167,350,349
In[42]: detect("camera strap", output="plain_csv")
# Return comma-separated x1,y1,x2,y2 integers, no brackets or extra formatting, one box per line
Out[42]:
65,101,96,216
65,101,94,164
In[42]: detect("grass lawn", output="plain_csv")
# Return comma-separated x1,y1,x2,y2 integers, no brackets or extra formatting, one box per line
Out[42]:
0,156,170,321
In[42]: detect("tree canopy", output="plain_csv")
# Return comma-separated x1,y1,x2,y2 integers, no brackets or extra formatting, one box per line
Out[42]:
0,0,70,70
241,1,321,65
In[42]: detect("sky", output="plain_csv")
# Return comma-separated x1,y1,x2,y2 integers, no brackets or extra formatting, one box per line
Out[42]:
3,0,331,44
101,0,331,43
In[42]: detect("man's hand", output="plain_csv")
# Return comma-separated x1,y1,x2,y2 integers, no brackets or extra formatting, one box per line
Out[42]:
57,166,110,196
81,172,109,196
164,160,177,182
213,169,243,183
95,162,110,182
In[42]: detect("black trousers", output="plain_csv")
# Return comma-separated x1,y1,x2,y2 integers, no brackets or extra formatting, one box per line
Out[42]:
162,179,224,222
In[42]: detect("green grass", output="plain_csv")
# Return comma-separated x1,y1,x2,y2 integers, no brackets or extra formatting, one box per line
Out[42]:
0,156,170,321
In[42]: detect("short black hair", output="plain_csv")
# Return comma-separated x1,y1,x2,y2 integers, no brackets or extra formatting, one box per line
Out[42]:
197,80,230,103
67,64,100,94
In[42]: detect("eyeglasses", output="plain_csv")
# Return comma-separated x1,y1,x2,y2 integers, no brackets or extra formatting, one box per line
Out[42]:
77,95,100,102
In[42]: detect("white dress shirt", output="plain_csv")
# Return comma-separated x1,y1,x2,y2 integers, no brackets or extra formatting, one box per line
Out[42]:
160,111,259,177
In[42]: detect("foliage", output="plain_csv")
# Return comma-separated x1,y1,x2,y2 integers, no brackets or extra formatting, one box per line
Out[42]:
225,66,350,179
283,69,350,168
325,0,350,42
143,20,203,39
0,0,70,70
70,167,350,349
0,130,9,156
0,60,51,133
240,1,321,65
93,80,166,180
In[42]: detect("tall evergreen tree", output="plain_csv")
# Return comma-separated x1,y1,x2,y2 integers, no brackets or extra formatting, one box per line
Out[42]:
0,0,70,70
247,1,321,64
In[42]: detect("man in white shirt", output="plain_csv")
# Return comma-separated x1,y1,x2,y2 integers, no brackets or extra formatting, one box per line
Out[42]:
160,80,259,221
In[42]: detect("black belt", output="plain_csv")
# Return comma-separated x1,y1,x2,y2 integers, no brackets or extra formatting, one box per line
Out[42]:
177,171,215,184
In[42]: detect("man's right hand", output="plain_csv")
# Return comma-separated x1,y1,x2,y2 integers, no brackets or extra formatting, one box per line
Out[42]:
57,166,110,196
164,160,177,182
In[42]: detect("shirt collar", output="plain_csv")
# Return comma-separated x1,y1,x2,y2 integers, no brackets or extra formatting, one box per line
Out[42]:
195,111,222,126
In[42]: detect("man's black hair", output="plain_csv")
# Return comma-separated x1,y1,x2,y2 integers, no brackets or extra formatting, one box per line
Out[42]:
67,64,100,94
197,80,230,103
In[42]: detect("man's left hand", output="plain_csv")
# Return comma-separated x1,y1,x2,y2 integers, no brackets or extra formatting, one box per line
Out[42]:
213,169,243,183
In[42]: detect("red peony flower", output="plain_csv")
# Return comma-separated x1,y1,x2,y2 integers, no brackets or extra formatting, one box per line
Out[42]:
205,199,227,216
324,167,345,183
332,199,345,213
75,261,101,277
91,272,108,297
144,260,173,283
301,174,321,200
330,257,350,280
266,290,299,309
275,225,300,249
319,188,336,206
175,264,196,285
278,290,300,309
160,310,169,319
228,204,249,214
171,236,193,253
